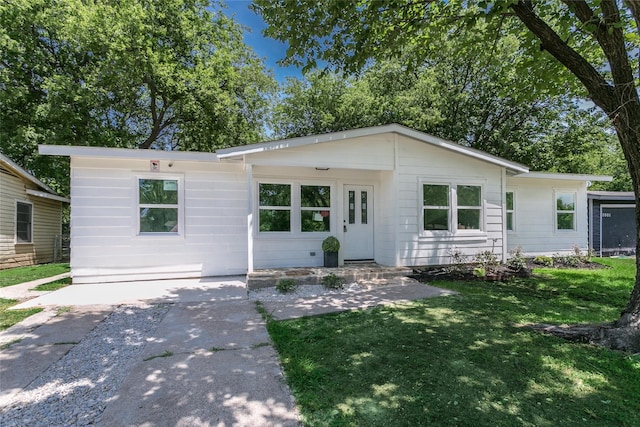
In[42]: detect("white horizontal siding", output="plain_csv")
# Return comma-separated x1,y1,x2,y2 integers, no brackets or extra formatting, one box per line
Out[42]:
506,177,588,254
247,135,395,170
394,136,505,266
250,167,384,269
69,157,247,283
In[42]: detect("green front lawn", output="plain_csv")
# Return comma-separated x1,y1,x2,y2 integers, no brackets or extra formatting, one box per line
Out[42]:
268,258,640,426
0,298,42,331
0,263,70,288
31,277,72,292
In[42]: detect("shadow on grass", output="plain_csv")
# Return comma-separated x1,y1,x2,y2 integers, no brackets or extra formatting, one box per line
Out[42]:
268,260,640,426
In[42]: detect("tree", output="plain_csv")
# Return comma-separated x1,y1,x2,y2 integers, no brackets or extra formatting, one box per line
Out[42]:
273,63,630,190
255,0,640,350
0,0,276,194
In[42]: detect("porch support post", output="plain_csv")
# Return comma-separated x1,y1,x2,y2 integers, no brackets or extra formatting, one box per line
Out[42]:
246,162,254,273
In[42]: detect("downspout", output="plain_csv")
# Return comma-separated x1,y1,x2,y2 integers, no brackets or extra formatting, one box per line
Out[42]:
394,133,400,266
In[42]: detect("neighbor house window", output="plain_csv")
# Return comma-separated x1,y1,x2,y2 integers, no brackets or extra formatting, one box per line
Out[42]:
457,185,482,230
506,191,515,231
556,192,576,230
259,183,291,232
138,178,179,233
16,201,33,243
301,185,331,232
423,184,450,231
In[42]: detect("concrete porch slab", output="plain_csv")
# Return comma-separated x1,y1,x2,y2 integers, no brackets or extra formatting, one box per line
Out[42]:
247,263,413,289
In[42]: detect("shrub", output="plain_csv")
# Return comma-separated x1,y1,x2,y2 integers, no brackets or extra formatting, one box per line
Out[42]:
446,248,469,274
507,247,527,272
276,279,298,294
322,273,344,290
322,236,340,252
474,250,499,271
473,267,486,278
533,255,553,267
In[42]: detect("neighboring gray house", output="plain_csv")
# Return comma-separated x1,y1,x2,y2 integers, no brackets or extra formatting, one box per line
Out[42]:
588,191,636,256
0,153,70,269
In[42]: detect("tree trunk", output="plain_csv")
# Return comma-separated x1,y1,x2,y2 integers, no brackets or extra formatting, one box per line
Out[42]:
510,1,640,350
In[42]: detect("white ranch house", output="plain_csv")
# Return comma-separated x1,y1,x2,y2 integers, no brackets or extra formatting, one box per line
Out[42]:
40,124,610,284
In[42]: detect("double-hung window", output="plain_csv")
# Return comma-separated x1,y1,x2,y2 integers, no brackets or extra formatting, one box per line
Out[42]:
258,182,332,233
422,182,484,234
556,192,576,230
301,185,331,232
138,178,180,234
15,201,33,243
457,185,482,230
423,184,450,231
259,183,292,232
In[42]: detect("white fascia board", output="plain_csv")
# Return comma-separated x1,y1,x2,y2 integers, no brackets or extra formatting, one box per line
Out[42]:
216,123,530,173
514,172,613,182
26,189,70,204
39,145,219,162
0,153,59,195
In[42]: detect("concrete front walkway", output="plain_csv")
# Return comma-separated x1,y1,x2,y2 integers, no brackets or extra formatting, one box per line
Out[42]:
0,281,300,426
0,275,457,426
98,300,299,426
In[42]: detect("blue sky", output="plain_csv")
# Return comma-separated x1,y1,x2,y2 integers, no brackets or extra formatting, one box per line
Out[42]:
224,0,302,82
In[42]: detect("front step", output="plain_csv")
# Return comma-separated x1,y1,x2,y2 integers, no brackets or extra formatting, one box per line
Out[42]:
246,265,413,290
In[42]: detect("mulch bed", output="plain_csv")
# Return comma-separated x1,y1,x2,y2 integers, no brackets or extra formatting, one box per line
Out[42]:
412,258,606,282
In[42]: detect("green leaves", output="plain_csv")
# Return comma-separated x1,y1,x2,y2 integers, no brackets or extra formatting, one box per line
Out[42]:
0,0,276,194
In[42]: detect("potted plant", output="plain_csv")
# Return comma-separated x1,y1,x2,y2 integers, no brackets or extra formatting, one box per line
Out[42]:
322,236,340,268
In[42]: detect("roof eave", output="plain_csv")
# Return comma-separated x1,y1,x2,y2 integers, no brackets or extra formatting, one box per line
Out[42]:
0,153,60,195
39,145,219,162
513,172,613,182
216,124,530,173
25,189,70,204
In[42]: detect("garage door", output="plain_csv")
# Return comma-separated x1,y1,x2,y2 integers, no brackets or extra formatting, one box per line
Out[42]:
601,205,636,255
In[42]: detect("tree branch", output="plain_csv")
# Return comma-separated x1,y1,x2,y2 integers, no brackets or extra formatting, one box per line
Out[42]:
625,0,640,80
510,1,616,114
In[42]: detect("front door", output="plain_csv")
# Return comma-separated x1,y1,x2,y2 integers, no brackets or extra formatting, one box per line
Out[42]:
343,185,374,260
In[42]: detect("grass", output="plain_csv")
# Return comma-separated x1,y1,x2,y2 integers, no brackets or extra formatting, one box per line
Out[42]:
267,258,640,426
0,263,69,288
0,264,70,330
31,277,72,291
143,350,174,361
0,298,42,331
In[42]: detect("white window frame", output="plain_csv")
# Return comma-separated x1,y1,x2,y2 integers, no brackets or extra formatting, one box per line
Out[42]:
135,174,184,237
456,184,483,231
300,184,332,233
15,200,33,244
257,181,293,234
256,179,334,237
555,190,577,232
506,190,515,232
421,182,450,234
419,179,486,239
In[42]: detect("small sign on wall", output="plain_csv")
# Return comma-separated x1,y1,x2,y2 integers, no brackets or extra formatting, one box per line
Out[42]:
150,160,160,172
